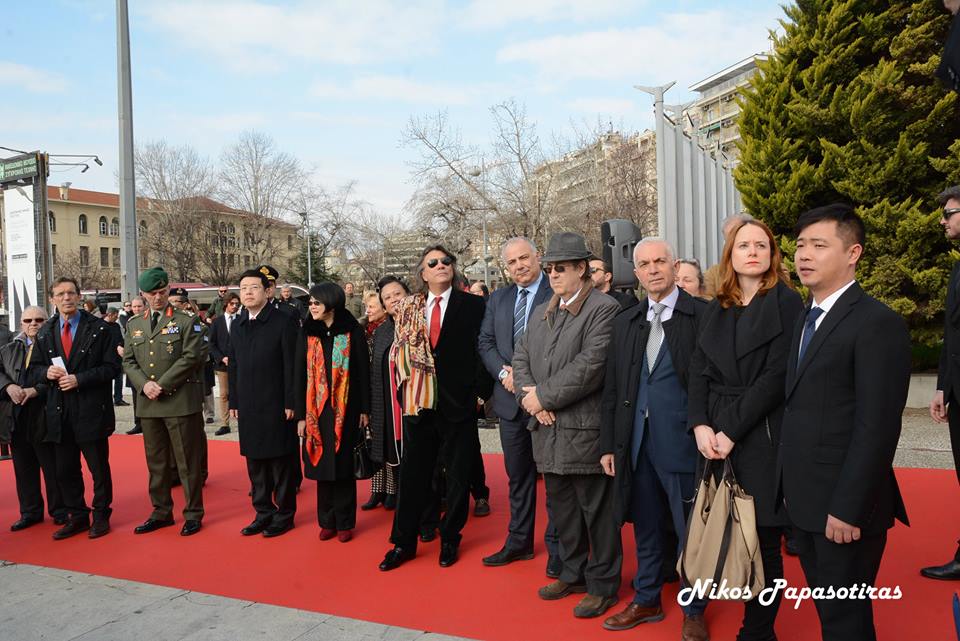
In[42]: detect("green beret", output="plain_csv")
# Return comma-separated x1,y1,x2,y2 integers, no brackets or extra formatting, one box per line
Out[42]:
169,286,188,298
138,266,169,292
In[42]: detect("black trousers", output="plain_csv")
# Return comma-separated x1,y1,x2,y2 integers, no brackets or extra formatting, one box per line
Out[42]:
247,452,299,527
11,427,65,521
545,472,622,597
948,400,960,485
113,375,124,402
737,525,785,641
393,410,474,549
470,430,489,501
499,416,559,555
55,425,112,524
792,527,887,641
316,478,357,530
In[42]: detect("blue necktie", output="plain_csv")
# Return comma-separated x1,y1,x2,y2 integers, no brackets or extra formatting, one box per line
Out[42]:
513,289,529,346
797,306,824,368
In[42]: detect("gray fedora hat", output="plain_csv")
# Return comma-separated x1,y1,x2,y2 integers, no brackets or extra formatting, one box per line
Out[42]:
541,232,594,263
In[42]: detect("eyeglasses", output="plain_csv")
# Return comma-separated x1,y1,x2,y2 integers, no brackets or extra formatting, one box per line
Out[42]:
426,256,453,268
542,264,572,274
944,207,960,220
22,318,44,324
589,267,606,274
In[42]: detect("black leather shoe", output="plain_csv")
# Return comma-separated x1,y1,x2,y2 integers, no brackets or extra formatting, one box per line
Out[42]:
134,518,175,534
473,498,491,517
126,425,143,435
419,529,437,543
546,555,563,579
483,546,534,567
383,494,397,510
214,425,231,436
205,417,214,424
88,520,111,539
114,399,130,406
180,520,202,536
53,515,68,526
439,542,459,567
262,522,293,538
361,493,385,511
53,520,90,540
10,517,42,532
241,520,269,536
921,559,960,580
379,547,415,571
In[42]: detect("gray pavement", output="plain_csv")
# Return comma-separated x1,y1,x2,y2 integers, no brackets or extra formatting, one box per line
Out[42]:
0,391,954,641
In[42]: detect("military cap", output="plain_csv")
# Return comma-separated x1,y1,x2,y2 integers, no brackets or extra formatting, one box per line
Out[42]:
257,264,279,282
169,286,189,298
138,266,169,292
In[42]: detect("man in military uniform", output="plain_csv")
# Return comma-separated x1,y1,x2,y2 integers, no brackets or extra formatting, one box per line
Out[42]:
123,267,209,537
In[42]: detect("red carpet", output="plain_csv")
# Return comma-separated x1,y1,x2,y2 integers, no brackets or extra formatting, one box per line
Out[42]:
0,436,956,640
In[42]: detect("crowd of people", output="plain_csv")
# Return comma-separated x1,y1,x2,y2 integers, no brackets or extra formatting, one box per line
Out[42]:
10,190,960,641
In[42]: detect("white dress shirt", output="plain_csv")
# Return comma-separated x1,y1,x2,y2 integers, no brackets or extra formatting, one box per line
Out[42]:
426,287,453,335
646,285,680,323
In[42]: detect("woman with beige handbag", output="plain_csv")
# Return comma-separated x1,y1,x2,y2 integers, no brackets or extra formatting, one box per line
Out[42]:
686,219,804,641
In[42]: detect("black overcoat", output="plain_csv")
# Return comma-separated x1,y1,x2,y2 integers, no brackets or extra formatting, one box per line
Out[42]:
228,303,301,459
369,317,398,464
295,310,370,481
687,281,804,525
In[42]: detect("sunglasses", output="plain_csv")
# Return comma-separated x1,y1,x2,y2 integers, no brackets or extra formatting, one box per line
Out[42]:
589,267,606,274
944,207,960,220
22,318,45,324
542,263,574,274
308,300,322,307
426,256,453,268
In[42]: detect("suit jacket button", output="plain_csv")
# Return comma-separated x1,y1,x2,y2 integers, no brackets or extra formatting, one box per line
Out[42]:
624,401,631,408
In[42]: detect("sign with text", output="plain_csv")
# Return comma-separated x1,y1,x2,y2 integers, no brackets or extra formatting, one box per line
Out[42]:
3,186,38,325
0,153,41,185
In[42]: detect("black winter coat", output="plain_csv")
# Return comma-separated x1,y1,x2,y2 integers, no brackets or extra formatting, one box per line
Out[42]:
27,311,121,444
0,335,49,444
687,281,804,525
228,303,301,459
369,317,398,464
295,310,370,481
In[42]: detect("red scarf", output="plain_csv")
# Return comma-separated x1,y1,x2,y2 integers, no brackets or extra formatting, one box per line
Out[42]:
305,333,351,466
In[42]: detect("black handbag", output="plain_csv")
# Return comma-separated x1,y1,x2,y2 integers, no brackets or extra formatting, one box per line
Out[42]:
353,426,376,480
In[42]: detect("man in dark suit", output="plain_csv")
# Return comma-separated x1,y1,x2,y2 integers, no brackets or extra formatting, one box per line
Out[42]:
478,237,560,574
599,239,709,641
780,204,910,641
29,276,121,540
926,185,960,580
589,257,638,310
210,292,239,436
380,245,486,571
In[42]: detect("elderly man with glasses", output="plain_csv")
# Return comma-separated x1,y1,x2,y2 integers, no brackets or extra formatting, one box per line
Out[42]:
1,306,67,531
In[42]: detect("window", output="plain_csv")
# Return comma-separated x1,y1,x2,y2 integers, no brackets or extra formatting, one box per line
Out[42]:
80,246,89,266
244,255,251,268
52,244,57,265
100,247,109,267
228,223,235,235
140,248,149,269
110,218,119,236
78,214,88,235
48,211,56,233
112,248,120,268
99,216,108,236
288,235,293,250
138,221,147,239
228,254,235,268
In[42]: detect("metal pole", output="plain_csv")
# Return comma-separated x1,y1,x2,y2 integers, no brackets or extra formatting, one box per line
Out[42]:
482,216,490,288
635,82,675,240
117,0,139,300
302,211,313,287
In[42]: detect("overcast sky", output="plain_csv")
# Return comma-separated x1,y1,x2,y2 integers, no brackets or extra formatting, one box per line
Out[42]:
2,0,783,217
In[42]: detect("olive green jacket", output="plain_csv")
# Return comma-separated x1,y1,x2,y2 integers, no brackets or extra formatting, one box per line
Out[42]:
123,305,209,417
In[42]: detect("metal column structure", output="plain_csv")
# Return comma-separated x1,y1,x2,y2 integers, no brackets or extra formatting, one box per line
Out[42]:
117,0,139,300
636,83,742,267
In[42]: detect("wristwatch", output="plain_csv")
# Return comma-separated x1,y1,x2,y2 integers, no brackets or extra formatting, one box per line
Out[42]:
498,368,509,382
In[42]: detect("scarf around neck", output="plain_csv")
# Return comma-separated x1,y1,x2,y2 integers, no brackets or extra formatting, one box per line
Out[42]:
389,293,437,416
305,331,351,466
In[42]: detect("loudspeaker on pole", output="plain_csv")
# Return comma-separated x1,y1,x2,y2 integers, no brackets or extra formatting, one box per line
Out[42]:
601,219,643,289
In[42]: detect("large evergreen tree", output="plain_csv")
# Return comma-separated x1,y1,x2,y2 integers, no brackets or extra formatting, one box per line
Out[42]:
735,0,960,352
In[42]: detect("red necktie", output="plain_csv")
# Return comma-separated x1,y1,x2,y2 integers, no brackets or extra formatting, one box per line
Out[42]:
61,322,72,359
429,298,441,349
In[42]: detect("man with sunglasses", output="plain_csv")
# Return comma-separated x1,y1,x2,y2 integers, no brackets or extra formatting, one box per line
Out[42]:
925,185,960,580
380,245,486,571
589,258,638,310
2,306,67,531
207,285,230,323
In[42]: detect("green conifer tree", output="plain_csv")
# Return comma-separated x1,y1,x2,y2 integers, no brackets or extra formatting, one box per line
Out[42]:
735,0,960,352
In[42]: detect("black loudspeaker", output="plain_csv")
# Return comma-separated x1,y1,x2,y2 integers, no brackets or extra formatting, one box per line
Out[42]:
601,219,643,289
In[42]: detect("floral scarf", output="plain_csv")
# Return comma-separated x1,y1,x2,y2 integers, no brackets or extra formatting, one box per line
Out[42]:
389,294,437,416
305,332,351,466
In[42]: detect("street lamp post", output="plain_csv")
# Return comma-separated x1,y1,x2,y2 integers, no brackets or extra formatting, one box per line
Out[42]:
466,162,492,288
300,211,313,287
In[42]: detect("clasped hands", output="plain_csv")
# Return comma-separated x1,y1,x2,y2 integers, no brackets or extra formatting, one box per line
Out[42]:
46,365,78,391
692,424,735,459
5,384,37,405
521,385,555,426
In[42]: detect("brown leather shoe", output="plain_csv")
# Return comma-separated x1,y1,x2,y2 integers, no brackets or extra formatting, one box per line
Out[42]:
537,579,587,601
573,593,618,618
681,614,709,641
602,603,665,630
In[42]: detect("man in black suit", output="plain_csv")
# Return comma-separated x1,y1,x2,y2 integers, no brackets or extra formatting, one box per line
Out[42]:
210,292,239,436
29,276,122,540
380,245,486,571
479,237,560,573
589,257,638,310
925,185,960,579
780,204,911,641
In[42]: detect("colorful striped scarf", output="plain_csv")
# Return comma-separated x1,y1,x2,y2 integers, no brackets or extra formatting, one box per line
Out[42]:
389,294,437,416
305,332,351,466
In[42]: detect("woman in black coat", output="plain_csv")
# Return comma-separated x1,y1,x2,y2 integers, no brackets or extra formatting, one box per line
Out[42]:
297,282,370,542
687,219,804,641
363,276,410,511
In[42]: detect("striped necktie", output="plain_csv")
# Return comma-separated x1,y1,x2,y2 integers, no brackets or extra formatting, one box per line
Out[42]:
646,302,666,372
513,288,529,345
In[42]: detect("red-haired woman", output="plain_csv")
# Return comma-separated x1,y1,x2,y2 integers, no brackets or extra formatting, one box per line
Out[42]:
687,219,803,641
